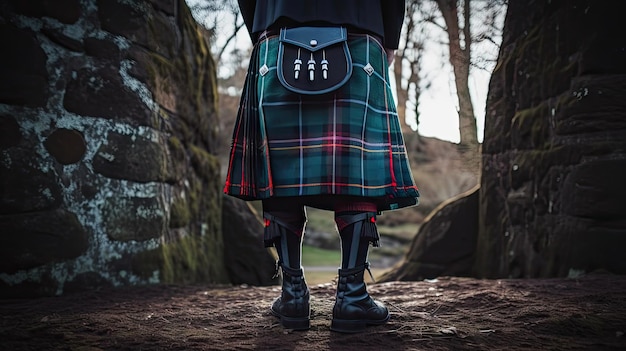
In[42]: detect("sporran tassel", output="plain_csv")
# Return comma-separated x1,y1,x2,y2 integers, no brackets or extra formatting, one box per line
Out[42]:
263,213,282,248
321,50,328,80
360,212,380,247
294,48,302,79
335,212,381,247
308,52,315,81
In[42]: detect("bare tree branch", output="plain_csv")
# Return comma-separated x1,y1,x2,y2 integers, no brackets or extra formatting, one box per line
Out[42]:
214,22,245,63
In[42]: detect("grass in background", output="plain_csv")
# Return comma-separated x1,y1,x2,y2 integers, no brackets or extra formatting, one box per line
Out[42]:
302,245,340,267
301,245,339,285
304,207,337,234
301,245,392,285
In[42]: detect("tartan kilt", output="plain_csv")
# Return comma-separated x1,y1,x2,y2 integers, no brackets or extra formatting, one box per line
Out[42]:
224,32,419,212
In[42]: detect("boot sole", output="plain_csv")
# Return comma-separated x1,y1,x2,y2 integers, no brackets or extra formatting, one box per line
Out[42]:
270,308,311,330
330,314,390,333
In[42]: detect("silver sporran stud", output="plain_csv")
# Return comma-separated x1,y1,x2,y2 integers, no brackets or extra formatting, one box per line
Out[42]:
363,63,374,76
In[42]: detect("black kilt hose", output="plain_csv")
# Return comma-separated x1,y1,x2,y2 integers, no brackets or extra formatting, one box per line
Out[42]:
224,32,420,212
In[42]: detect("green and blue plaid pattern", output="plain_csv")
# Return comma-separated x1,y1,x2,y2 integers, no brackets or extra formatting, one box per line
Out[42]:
224,33,419,211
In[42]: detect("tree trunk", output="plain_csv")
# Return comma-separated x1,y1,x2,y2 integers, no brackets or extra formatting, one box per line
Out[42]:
394,53,411,136
436,0,478,152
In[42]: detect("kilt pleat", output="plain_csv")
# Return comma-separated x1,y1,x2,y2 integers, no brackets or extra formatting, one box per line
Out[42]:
224,33,419,212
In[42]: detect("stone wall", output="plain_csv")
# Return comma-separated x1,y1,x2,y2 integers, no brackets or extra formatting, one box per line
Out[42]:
382,0,625,282
0,0,259,297
476,0,626,278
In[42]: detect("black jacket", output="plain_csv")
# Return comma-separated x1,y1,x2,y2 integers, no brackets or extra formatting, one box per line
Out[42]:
237,0,405,49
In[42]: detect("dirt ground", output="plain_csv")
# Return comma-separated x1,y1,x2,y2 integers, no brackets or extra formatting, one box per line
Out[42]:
1,272,625,351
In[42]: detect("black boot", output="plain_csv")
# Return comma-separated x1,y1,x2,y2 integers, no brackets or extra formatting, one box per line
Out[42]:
262,207,310,330
270,264,311,330
331,264,389,333
332,211,389,333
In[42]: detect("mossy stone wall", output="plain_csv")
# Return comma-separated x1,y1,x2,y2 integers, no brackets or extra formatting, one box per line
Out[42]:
0,0,233,296
476,0,626,278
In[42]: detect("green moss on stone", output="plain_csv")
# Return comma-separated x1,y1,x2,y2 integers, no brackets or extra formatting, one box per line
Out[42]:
169,197,190,228
189,144,220,181
511,104,550,149
129,231,229,284
168,135,183,151
186,176,201,218
131,248,163,280
166,136,186,182
160,232,228,284
129,0,227,285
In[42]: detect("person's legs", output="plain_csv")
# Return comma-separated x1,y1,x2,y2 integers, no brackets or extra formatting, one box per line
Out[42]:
332,200,389,333
262,198,310,330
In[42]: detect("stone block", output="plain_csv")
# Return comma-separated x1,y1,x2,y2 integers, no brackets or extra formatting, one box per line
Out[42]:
44,128,87,165
0,156,62,214
0,24,48,107
103,195,166,242
63,64,151,125
222,195,276,286
92,131,173,183
9,0,81,24
0,115,21,149
382,186,479,281
84,37,121,60
0,210,88,273
561,159,626,219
